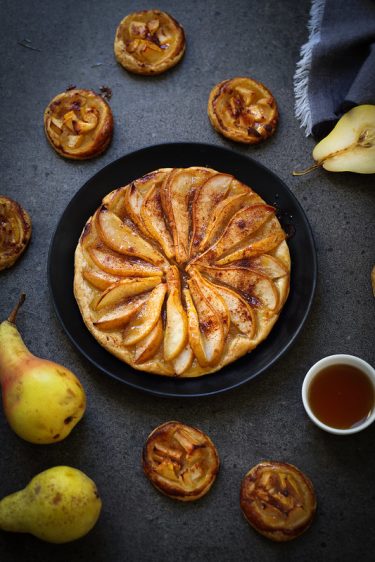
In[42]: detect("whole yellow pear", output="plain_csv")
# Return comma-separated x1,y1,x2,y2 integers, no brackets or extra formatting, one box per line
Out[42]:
0,466,102,543
0,295,86,444
294,105,375,175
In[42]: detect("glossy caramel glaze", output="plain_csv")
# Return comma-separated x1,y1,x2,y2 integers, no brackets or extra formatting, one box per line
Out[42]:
114,10,185,75
208,77,278,144
0,196,32,271
44,89,113,160
240,461,316,541
143,421,219,501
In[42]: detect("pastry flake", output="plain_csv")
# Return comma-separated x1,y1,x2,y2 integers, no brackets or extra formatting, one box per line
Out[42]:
44,89,114,160
114,10,185,75
143,421,219,501
0,196,31,271
208,77,278,144
74,167,290,377
240,461,317,541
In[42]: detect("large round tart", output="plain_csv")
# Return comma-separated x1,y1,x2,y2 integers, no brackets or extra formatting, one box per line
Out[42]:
74,166,290,377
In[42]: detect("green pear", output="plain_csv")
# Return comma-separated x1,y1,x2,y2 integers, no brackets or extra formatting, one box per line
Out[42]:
0,294,86,444
294,105,375,175
0,466,102,543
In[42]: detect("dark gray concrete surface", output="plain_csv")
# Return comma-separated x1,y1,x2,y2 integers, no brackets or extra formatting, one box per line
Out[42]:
1,1,374,561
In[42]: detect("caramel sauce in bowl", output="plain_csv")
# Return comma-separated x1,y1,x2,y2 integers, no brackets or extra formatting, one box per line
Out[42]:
302,355,375,435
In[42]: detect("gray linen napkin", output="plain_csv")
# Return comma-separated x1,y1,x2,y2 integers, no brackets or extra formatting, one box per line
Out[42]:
294,0,375,139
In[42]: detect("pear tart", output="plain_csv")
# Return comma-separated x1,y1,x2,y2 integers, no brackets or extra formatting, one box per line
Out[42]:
114,10,185,75
74,166,290,377
0,196,32,271
143,421,219,501
44,89,114,160
240,461,317,541
208,78,279,144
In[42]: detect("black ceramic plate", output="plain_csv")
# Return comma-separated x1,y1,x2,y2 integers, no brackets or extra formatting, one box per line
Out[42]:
48,143,316,397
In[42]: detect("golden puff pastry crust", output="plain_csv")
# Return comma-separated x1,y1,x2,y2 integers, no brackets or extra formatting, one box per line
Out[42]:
114,10,185,75
143,421,219,501
44,89,114,160
208,77,279,144
240,461,317,541
74,167,290,377
0,196,32,271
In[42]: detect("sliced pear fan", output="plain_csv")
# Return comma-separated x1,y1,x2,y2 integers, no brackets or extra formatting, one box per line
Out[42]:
123,283,167,346
75,166,291,377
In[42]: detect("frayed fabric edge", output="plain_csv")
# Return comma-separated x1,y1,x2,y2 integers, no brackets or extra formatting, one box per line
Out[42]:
293,0,326,136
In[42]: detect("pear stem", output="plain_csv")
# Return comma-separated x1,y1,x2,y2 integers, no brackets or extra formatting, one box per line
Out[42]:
292,162,322,176
8,294,26,324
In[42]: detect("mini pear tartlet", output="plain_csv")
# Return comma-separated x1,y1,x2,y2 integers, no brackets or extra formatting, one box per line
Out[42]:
240,461,317,541
0,196,31,271
142,421,220,501
74,167,290,377
208,77,279,144
44,88,114,160
114,10,185,75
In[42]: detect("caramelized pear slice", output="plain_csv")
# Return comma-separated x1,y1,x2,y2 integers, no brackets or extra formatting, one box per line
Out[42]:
161,168,213,263
200,277,256,338
236,254,289,279
198,191,262,252
216,219,285,265
88,245,163,277
120,171,172,234
96,206,166,266
82,267,123,290
133,318,163,363
183,288,209,367
204,204,275,261
187,279,225,366
172,344,194,375
164,267,188,361
189,268,230,338
141,184,175,260
200,265,279,311
190,173,233,257
94,277,162,310
123,283,167,346
93,294,148,330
